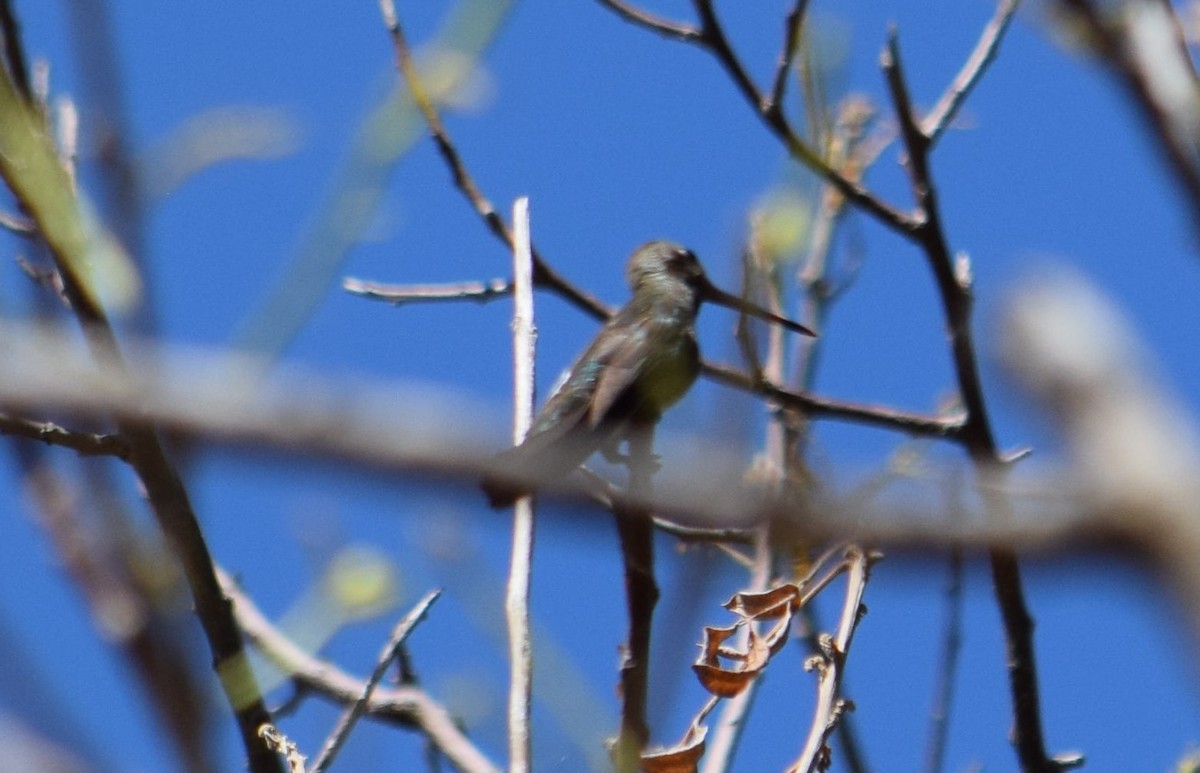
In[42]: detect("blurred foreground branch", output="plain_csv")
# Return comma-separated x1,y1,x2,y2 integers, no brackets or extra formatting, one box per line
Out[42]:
1057,0,1200,236
0,322,1175,558
1002,270,1200,657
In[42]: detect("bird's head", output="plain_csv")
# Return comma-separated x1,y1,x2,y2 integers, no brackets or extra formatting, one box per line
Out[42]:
624,240,817,336
625,241,706,295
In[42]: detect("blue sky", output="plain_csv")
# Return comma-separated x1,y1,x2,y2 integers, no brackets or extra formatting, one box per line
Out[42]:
3,1,1200,771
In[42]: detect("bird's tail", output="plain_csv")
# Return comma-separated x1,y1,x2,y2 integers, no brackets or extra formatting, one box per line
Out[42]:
480,430,598,509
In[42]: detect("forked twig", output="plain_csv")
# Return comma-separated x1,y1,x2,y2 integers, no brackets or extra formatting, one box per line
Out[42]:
219,567,500,773
768,0,813,114
788,548,874,773
595,0,911,233
882,23,1074,772
310,591,443,773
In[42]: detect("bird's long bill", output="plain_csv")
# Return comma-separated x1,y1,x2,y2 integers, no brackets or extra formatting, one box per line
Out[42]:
701,280,817,336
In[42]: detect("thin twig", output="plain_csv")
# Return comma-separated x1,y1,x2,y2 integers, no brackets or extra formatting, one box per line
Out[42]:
593,0,701,41
343,276,513,304
18,449,214,772
767,0,812,114
0,209,33,232
702,361,963,439
694,0,904,228
378,0,608,321
691,0,769,117
504,197,536,773
796,96,878,398
311,590,443,773
595,0,911,234
923,0,1021,144
219,568,499,773
241,2,512,358
342,278,953,437
789,98,878,773
63,2,154,331
923,546,964,773
788,547,874,773
882,33,996,457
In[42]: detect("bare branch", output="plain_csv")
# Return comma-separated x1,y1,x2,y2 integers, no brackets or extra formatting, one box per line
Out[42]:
0,325,978,526
594,0,701,41
19,452,213,771
0,412,129,459
311,590,443,773
593,0,912,234
692,0,909,230
883,28,1070,773
767,0,812,114
344,276,513,305
219,567,500,773
705,230,791,773
923,545,965,773
0,323,1179,569
378,0,609,321
702,361,963,439
504,197,536,773
923,0,1022,144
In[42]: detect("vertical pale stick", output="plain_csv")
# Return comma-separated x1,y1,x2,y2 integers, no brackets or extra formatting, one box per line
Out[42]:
505,196,536,772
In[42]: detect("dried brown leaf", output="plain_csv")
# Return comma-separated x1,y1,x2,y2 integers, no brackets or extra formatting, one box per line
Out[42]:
723,583,801,619
693,661,761,698
696,624,740,663
641,724,708,773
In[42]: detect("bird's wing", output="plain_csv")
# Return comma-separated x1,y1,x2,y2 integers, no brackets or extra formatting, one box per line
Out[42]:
586,311,648,429
508,322,623,457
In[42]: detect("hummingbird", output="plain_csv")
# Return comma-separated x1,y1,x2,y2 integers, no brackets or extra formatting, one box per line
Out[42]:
482,241,816,507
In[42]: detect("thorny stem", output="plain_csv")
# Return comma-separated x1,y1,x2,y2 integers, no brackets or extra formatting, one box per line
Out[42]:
883,22,1072,772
